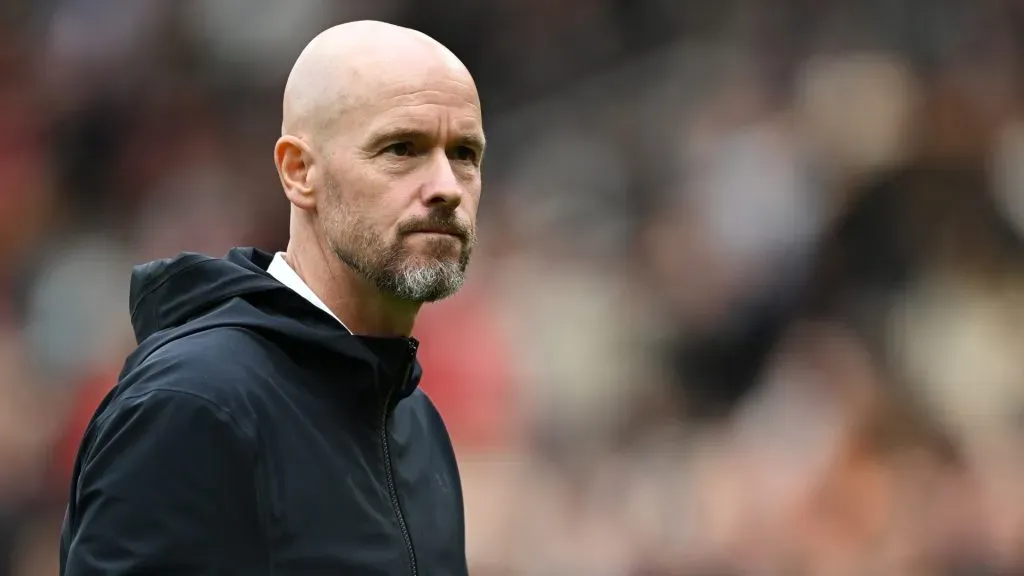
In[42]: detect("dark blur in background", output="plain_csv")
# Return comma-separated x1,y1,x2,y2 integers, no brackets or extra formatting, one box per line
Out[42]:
4,1,1024,574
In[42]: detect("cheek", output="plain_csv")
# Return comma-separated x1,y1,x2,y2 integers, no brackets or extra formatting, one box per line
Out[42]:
463,185,482,218
332,198,403,245
454,173,481,204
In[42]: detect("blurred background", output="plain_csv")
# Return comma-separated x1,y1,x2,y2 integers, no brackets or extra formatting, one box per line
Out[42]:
3,0,1024,574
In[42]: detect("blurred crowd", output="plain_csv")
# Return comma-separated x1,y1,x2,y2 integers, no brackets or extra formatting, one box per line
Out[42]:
4,0,1024,574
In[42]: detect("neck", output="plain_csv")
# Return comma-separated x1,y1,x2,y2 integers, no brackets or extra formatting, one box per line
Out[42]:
283,239,421,338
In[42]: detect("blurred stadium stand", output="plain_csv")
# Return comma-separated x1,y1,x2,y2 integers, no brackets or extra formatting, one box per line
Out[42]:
4,0,1024,574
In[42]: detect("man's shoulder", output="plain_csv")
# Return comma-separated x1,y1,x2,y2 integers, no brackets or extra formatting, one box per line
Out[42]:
399,389,457,443
112,327,277,421
405,388,442,420
154,325,273,366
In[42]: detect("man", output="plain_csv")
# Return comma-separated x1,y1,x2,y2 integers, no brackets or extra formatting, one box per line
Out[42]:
60,20,485,576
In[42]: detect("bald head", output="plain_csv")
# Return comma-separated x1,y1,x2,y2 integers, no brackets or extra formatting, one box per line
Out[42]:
282,21,476,139
275,21,485,310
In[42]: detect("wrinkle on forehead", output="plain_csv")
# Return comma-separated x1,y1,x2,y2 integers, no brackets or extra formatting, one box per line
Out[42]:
281,21,478,144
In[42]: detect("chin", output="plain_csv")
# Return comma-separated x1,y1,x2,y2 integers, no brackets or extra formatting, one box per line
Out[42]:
404,255,462,272
387,263,466,303
404,233,461,249
405,243,462,262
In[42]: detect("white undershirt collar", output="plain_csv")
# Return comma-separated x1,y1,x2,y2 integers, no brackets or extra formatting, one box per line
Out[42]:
267,252,351,333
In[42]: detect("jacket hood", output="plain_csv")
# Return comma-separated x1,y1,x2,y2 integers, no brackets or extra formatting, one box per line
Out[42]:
127,247,421,401
130,247,283,342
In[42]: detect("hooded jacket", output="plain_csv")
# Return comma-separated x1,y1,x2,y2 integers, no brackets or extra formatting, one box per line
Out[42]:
59,248,468,576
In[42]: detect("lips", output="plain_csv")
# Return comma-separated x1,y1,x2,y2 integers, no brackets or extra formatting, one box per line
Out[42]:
400,216,470,240
406,228,464,239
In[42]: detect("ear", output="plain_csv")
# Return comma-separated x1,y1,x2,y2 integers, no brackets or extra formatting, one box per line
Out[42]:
274,135,317,211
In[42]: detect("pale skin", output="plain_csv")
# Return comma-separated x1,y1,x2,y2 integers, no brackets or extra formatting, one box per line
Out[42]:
273,21,486,337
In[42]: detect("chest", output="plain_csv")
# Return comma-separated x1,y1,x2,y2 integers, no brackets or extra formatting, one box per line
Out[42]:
255,395,467,576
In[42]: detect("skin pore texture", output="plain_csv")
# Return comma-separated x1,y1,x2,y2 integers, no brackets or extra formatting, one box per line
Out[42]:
273,20,486,337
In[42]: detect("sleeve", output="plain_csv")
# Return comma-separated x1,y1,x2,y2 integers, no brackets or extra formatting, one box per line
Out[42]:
61,384,264,576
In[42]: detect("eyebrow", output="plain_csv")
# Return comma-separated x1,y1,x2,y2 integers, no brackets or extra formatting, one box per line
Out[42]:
367,127,487,153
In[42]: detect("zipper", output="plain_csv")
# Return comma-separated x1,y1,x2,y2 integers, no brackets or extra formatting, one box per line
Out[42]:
380,338,419,576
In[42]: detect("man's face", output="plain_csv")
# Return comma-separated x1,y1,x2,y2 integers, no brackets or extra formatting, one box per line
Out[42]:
316,68,485,303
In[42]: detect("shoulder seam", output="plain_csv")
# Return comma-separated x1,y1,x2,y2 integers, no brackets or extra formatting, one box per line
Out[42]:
95,386,257,445
142,326,267,371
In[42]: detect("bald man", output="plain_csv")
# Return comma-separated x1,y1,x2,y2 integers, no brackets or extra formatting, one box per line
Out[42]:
60,22,483,576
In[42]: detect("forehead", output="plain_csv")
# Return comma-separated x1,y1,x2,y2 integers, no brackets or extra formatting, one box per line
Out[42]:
344,68,483,136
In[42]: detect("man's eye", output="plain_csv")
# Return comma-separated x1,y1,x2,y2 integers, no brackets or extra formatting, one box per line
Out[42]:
385,142,413,157
452,146,477,163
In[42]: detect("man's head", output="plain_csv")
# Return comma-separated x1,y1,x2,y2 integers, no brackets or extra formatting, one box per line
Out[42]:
275,21,485,303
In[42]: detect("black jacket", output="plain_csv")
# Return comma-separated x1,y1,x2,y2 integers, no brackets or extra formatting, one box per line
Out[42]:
60,248,468,576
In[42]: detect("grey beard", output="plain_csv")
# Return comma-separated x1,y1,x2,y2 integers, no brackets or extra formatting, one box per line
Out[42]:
379,259,467,302
332,241,470,303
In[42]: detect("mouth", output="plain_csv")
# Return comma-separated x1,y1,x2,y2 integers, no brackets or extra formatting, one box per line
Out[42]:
406,229,464,240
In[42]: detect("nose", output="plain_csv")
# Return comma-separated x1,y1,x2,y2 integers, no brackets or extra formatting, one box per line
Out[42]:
421,150,463,208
